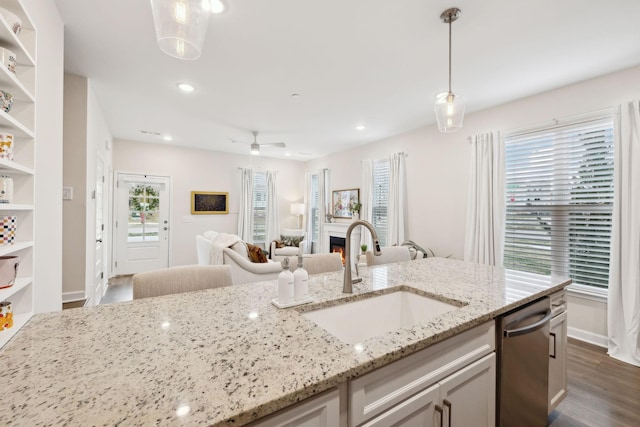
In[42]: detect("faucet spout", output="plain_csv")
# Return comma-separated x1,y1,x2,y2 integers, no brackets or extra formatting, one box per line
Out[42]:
343,219,381,293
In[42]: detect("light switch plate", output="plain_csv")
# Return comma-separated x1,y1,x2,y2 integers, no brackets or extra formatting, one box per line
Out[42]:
63,187,73,200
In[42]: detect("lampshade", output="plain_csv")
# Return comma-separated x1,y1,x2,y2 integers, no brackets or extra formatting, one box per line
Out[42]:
290,203,305,216
434,7,465,133
150,0,211,60
434,91,465,133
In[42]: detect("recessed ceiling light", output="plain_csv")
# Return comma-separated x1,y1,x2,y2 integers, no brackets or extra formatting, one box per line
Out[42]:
163,135,173,141
210,0,225,14
354,124,366,131
177,83,195,93
291,93,300,98
284,152,291,156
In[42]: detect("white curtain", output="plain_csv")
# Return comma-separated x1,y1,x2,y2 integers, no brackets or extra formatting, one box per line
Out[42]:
608,100,640,367
387,152,408,245
304,172,313,253
360,159,374,249
317,168,330,253
265,170,280,245
463,132,505,266
237,168,254,241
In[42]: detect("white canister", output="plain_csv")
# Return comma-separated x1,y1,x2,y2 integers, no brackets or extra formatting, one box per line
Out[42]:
0,175,13,203
0,133,13,160
0,47,16,73
0,255,18,288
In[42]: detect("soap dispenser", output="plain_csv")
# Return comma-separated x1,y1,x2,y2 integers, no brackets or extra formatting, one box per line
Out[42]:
278,257,294,305
293,254,309,301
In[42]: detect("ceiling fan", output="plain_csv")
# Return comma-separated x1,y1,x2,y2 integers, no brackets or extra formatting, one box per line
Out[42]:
231,131,286,155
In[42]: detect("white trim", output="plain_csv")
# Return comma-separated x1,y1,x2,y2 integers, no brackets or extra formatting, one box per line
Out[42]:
62,291,86,303
566,284,608,303
568,326,608,349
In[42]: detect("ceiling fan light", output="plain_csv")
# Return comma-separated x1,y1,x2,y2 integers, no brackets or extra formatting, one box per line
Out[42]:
250,143,260,155
150,0,211,60
434,91,465,133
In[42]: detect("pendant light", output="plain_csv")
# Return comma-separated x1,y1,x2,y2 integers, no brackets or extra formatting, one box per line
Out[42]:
150,0,212,60
434,7,465,133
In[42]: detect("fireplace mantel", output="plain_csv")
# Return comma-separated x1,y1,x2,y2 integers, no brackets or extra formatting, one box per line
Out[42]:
323,222,361,264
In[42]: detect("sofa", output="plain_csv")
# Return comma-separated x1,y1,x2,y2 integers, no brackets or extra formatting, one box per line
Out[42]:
269,228,306,261
197,232,282,285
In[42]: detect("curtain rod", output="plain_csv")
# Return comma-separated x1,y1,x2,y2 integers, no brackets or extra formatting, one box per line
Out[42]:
237,167,279,172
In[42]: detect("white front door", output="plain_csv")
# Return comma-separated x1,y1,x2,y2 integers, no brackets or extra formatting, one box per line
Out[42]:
114,173,170,275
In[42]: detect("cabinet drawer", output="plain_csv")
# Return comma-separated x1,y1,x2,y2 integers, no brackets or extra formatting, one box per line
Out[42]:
250,388,340,427
350,322,495,426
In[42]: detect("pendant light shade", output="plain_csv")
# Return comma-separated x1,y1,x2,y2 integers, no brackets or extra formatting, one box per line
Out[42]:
434,7,465,133
150,0,211,60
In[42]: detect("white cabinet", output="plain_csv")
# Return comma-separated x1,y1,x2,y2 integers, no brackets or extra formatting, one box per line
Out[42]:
350,322,495,426
363,354,495,427
250,388,341,427
548,309,568,412
0,0,36,349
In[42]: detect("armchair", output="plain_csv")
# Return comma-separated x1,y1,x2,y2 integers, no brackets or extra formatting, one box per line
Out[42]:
270,228,306,261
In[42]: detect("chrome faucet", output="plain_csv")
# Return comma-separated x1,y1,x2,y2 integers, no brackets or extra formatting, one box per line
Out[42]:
344,219,381,293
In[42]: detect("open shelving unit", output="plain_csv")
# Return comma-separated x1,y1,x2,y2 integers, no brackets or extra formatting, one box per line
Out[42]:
0,0,35,349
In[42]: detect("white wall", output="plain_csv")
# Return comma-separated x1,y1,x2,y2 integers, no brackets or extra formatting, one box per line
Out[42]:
112,140,306,267
26,0,64,313
307,64,640,346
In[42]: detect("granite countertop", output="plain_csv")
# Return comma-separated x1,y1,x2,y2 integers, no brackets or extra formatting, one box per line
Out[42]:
0,258,570,426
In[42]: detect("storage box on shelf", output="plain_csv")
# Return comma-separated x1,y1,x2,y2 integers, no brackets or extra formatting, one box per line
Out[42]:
0,0,34,349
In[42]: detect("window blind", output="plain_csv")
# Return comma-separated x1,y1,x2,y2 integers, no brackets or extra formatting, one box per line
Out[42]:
310,174,319,242
504,116,614,288
373,159,390,247
252,171,267,243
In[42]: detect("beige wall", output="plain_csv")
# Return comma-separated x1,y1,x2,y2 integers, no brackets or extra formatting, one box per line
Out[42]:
112,140,307,267
29,0,64,313
62,75,88,298
307,64,640,345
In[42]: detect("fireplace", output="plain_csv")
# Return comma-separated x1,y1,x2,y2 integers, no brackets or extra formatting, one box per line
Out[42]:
330,236,346,265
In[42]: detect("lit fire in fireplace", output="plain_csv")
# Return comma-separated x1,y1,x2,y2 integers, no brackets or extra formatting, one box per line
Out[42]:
332,247,345,265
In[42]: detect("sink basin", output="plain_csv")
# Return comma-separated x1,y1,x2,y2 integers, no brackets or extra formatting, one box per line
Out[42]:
302,291,461,345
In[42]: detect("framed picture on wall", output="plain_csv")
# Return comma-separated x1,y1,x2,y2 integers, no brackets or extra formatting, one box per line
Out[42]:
191,191,229,214
332,188,359,219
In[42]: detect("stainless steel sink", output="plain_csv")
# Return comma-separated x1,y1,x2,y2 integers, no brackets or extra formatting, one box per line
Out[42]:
302,290,461,345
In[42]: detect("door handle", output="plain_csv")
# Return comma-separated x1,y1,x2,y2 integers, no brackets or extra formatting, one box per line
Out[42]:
163,227,168,230
504,308,552,337
96,239,102,243
443,399,452,426
550,332,557,359
435,404,444,427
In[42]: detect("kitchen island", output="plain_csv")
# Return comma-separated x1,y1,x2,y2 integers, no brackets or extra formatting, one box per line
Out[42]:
0,258,570,426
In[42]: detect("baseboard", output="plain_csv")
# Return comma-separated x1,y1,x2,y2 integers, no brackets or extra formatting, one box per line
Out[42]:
568,326,608,348
62,291,86,303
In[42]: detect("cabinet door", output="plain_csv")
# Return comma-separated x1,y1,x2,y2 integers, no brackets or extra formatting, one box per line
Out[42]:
548,311,568,412
250,388,340,427
361,383,440,427
439,353,496,427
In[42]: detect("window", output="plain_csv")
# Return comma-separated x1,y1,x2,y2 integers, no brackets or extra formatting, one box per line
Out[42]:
504,116,614,288
252,171,267,243
373,159,390,247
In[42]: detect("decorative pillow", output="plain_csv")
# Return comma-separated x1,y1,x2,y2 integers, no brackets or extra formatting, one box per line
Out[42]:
281,235,304,247
246,243,268,263
230,241,248,258
274,240,285,249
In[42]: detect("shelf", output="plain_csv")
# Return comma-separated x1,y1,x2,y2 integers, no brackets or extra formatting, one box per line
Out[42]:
0,107,32,137
0,158,33,174
0,63,34,102
0,240,32,256
0,5,35,66
0,203,33,210
0,310,32,348
0,276,31,301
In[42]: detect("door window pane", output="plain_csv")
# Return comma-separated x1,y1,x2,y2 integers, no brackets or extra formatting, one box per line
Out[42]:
128,183,161,242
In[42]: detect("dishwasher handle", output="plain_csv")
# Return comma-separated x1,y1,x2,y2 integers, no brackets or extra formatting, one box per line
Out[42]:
504,308,552,338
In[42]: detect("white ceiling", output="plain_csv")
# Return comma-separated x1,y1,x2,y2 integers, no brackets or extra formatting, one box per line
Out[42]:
54,0,640,160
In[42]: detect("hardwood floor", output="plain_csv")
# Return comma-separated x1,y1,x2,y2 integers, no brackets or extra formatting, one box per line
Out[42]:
549,338,640,427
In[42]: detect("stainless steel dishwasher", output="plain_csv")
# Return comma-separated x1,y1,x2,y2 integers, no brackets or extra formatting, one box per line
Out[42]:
497,296,552,427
